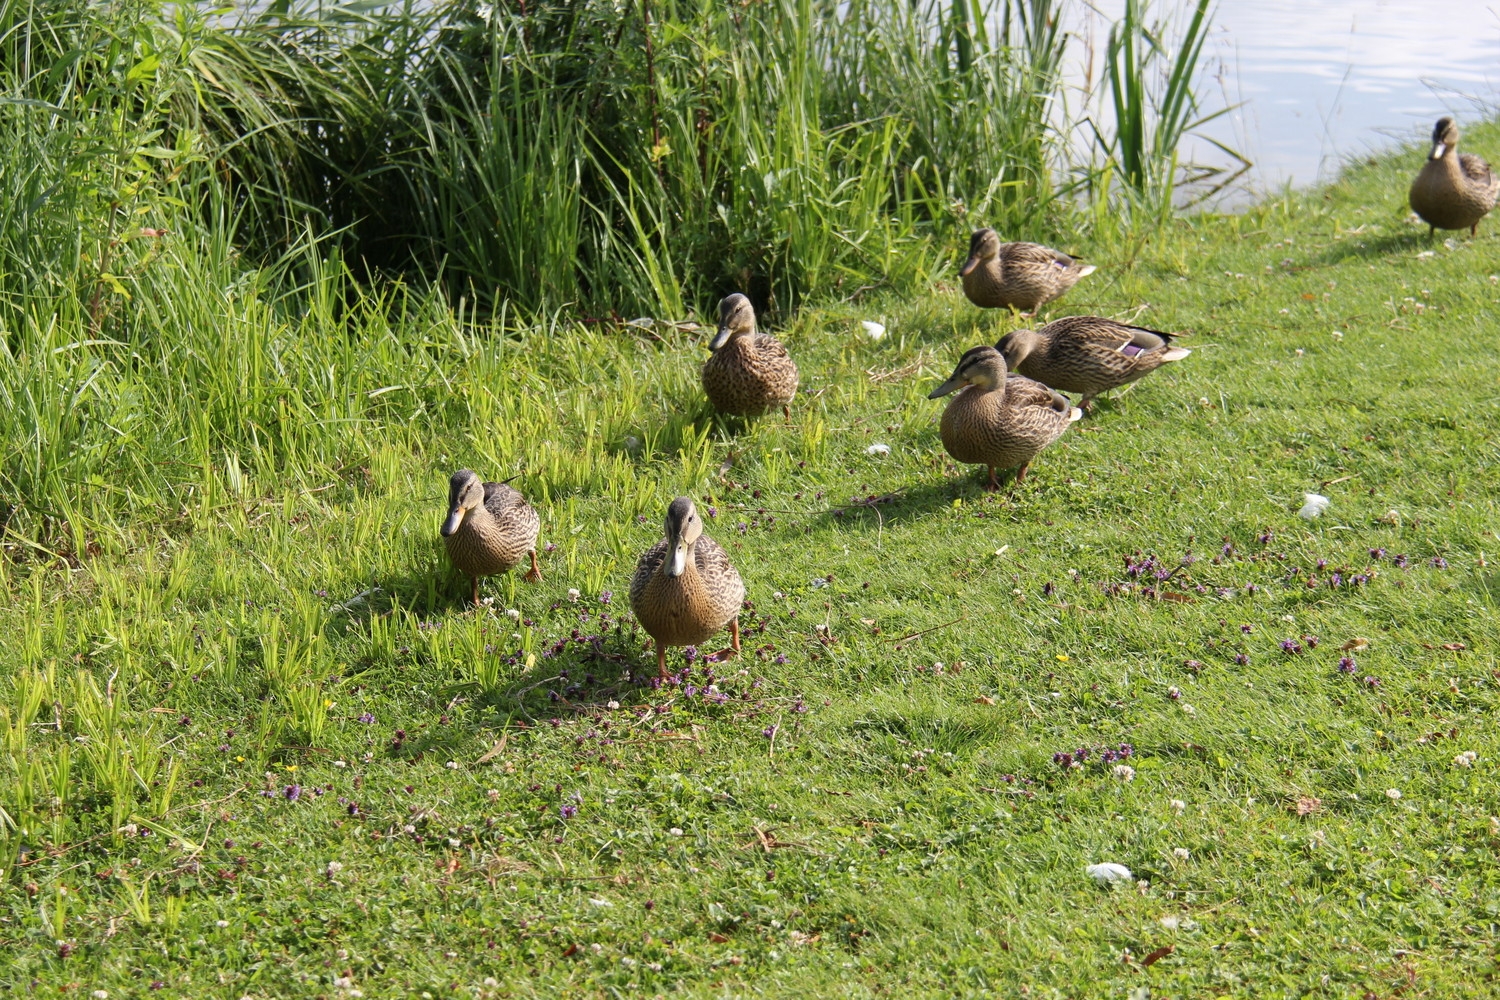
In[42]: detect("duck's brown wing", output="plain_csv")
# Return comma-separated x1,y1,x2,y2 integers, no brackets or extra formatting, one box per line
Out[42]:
1004,242,1077,270
481,481,528,518
1004,373,1072,413
692,533,746,615
1459,152,1496,188
629,540,669,608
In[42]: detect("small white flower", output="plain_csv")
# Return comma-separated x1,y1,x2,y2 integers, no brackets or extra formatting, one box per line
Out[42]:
487,789,500,801
333,760,347,768
334,977,354,988
1454,751,1478,768
445,760,459,770
484,978,499,987
589,897,613,908
1295,348,1304,357
590,943,604,955
810,578,827,589
447,838,461,848
92,992,109,999
1167,686,1181,700
772,591,785,600
606,700,620,710
647,962,664,972
326,861,344,877
1298,493,1330,519
1198,396,1210,407
1331,330,1343,340
505,608,521,620
1086,862,1133,884
669,827,684,837
1181,703,1196,715
1385,788,1402,800
620,957,637,968
567,588,581,601
1169,799,1186,813
216,919,229,928
347,991,362,998
1172,847,1190,860
1113,764,1136,782
866,443,891,456
481,596,495,607
861,320,886,340
403,824,416,835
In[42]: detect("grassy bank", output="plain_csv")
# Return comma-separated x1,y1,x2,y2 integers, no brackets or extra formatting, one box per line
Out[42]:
2,110,1499,998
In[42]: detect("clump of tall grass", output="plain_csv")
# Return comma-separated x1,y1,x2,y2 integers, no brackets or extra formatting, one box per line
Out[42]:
1086,0,1240,220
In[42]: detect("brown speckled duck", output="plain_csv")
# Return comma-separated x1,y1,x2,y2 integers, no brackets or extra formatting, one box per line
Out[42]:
440,470,541,605
629,497,745,678
701,293,799,418
959,229,1095,313
928,346,1081,490
996,317,1191,412
1409,117,1498,237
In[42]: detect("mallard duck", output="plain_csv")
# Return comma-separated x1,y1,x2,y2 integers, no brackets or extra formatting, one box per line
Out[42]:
440,469,541,606
629,497,745,678
995,317,1191,412
928,346,1081,490
1409,117,1499,237
959,229,1095,313
701,293,799,419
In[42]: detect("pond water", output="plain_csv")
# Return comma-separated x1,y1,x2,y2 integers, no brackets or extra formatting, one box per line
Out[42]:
1063,0,1500,205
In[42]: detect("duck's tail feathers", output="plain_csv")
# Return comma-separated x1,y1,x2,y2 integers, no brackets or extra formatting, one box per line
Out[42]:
1068,407,1084,422
1076,264,1097,277
1162,347,1192,362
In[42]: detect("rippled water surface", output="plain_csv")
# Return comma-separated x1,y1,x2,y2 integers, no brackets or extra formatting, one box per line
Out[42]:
1064,0,1500,202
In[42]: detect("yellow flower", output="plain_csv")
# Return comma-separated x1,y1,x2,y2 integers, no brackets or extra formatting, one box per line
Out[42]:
235,756,245,762
285,764,297,772
1055,654,1069,662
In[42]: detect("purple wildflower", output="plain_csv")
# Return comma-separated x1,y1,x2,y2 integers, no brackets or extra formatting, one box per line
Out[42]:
1363,676,1381,688
284,785,301,802
1369,547,1386,559
357,712,375,724
1429,556,1448,569
1337,656,1356,673
1234,653,1249,666
762,724,779,740
1240,624,1253,634
1393,554,1409,569
559,804,578,820
1280,638,1303,655
600,590,613,604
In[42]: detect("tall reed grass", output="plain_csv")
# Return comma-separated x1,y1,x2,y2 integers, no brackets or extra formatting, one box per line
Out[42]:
0,0,1219,550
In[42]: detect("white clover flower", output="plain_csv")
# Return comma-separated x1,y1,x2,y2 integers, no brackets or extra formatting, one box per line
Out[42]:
1454,750,1478,768
333,760,347,768
1113,764,1136,782
1385,788,1402,800
861,320,886,340
505,608,521,620
445,761,459,770
326,861,344,877
669,827,684,837
567,588,581,601
1169,799,1186,813
447,838,461,848
216,919,230,928
866,443,891,456
1172,847,1190,860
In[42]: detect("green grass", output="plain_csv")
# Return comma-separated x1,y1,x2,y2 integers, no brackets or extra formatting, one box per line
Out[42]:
5,125,1500,996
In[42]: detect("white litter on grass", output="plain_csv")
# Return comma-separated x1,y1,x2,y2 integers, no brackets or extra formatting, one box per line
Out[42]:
861,320,886,340
866,443,891,456
1298,493,1330,519
1086,862,1133,885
